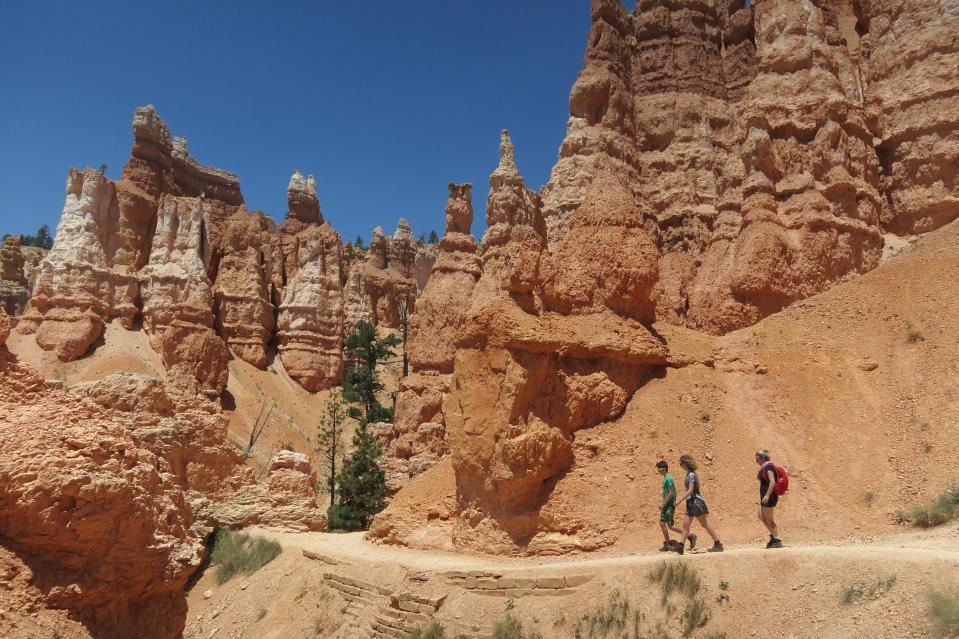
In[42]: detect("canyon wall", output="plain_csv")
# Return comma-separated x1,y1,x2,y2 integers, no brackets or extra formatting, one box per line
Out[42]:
376,0,959,553
542,0,959,335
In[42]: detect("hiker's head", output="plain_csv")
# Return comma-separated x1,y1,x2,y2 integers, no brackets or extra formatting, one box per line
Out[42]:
755,450,771,464
655,460,668,475
679,454,697,471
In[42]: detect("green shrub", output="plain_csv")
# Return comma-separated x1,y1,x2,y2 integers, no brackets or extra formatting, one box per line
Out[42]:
403,621,447,639
573,590,641,639
902,485,959,528
928,588,959,636
209,530,282,585
840,575,896,604
493,613,542,639
906,323,924,343
649,562,701,602
681,599,709,637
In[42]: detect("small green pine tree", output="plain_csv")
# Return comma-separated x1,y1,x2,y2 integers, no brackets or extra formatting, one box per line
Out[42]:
355,235,365,250
327,422,387,530
428,229,439,244
342,320,400,420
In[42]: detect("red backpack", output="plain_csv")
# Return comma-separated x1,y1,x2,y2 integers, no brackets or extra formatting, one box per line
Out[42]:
761,462,789,496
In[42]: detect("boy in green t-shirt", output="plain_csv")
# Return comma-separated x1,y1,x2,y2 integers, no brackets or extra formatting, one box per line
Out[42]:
656,460,696,551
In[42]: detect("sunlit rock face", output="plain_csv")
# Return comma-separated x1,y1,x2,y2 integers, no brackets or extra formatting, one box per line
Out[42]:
543,0,959,335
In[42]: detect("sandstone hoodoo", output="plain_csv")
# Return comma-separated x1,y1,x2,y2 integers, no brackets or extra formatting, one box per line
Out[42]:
381,183,482,491
18,105,436,393
4,2,959,637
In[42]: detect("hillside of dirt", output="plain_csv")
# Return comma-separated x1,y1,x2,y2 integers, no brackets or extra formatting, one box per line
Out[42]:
374,217,959,554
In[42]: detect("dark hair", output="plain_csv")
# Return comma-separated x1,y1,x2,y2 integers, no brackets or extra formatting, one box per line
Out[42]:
655,460,668,470
679,454,697,471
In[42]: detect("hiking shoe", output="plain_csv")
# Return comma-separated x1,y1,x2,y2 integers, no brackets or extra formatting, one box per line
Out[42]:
765,538,775,549
659,543,671,552
688,533,698,550
707,541,724,553
673,543,685,555
768,539,783,549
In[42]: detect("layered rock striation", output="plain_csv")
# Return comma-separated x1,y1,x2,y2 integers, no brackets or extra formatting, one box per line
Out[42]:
0,236,30,316
541,0,959,335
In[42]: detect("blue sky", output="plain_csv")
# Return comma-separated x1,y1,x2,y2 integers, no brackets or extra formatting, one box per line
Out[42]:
0,1,595,244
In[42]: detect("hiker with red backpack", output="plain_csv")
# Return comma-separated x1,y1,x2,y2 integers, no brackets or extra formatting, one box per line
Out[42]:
756,450,787,548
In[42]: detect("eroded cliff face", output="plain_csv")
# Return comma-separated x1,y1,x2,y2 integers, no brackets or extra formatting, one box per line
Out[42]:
0,309,204,639
0,237,30,317
380,184,482,491
373,133,668,553
20,106,435,393
0,305,325,637
542,0,959,335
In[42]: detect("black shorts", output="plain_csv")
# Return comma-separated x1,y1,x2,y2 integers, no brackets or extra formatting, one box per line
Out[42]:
685,495,709,517
760,490,779,508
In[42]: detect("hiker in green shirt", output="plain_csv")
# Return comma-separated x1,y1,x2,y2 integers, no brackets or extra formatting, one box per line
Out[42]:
656,460,696,552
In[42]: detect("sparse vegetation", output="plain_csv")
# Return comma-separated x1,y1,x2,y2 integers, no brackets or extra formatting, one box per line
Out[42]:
840,575,897,604
3,224,54,250
649,561,701,603
572,590,641,639
699,410,711,423
315,389,347,497
342,320,401,422
923,441,934,454
927,587,959,637
718,580,729,591
403,621,447,639
906,323,924,343
326,421,387,531
493,613,542,639
681,599,708,637
864,491,876,506
209,530,281,585
899,485,959,528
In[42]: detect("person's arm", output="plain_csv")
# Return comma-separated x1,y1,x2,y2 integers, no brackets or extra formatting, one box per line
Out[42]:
661,484,675,510
762,468,776,505
679,476,694,501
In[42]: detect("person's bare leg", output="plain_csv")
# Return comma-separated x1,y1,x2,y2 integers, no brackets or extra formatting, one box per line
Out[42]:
660,521,671,543
696,515,720,544
669,524,684,536
759,504,774,536
762,507,778,538
678,515,692,546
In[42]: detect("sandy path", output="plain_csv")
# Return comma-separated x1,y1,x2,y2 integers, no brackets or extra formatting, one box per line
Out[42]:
250,524,959,574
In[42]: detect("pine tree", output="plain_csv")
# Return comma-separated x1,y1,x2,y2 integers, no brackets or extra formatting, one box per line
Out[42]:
355,235,365,250
342,320,400,421
326,422,387,531
315,390,347,497
428,229,439,244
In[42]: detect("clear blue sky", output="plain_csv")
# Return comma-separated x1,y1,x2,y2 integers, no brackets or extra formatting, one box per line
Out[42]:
0,1,597,245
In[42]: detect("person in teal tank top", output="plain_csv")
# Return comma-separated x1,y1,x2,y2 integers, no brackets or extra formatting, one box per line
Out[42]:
656,460,696,552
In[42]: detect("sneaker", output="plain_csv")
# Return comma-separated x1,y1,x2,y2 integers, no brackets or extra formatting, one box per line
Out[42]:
659,543,671,552
673,543,685,555
765,537,775,549
768,539,783,549
707,541,724,553
688,533,698,550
